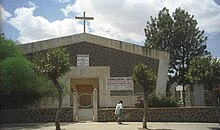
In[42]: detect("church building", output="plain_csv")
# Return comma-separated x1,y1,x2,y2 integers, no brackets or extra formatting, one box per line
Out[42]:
19,33,169,121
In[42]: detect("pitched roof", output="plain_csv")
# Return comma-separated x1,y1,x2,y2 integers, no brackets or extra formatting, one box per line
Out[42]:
18,33,169,60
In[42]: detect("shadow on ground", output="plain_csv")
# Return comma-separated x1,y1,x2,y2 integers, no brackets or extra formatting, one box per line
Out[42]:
208,127,220,130
0,123,72,130
138,127,172,130
138,128,172,130
0,123,51,130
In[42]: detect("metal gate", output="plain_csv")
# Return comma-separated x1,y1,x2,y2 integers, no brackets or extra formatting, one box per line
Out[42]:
76,85,93,121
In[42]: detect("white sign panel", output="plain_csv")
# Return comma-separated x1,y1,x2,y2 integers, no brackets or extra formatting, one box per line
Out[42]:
107,77,133,90
77,54,89,66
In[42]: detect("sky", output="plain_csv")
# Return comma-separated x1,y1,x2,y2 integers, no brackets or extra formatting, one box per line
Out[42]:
0,0,220,57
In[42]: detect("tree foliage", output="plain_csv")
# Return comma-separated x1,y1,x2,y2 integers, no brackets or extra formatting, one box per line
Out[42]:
132,63,156,92
187,56,220,124
132,63,156,129
33,48,71,80
135,95,177,108
187,56,220,90
0,37,21,61
33,47,71,130
0,36,49,109
144,7,209,106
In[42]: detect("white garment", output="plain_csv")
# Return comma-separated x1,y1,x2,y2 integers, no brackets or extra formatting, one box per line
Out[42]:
115,103,123,115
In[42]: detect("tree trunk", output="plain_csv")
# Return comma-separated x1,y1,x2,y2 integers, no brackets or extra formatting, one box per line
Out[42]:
143,91,148,129
182,83,186,106
182,47,186,107
211,91,220,125
52,79,63,130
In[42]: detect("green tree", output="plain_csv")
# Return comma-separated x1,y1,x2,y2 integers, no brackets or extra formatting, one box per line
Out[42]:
187,56,220,124
0,36,21,61
132,63,156,129
33,47,71,130
144,7,209,106
0,57,44,108
0,36,48,109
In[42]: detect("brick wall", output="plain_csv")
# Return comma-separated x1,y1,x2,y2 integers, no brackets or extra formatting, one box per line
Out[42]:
65,42,159,77
1,107,218,124
98,107,219,123
0,108,73,124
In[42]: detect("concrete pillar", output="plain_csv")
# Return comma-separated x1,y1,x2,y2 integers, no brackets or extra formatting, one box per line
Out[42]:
73,89,78,122
93,88,98,121
156,52,170,97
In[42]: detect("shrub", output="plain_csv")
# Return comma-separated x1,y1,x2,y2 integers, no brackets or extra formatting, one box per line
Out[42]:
135,95,178,108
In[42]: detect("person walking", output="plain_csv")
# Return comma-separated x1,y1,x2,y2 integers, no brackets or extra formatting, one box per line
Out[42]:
115,100,123,124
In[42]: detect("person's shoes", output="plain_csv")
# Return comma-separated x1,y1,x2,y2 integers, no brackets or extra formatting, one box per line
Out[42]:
118,122,122,124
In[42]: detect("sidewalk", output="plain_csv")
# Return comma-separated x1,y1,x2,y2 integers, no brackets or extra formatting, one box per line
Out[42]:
0,122,219,130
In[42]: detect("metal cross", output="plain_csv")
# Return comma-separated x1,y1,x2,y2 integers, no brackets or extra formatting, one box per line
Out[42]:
75,12,94,33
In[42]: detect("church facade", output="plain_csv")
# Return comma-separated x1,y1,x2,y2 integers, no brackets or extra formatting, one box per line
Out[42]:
19,33,169,121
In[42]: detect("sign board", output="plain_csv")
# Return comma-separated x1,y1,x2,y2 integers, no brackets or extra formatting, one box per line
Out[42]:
107,77,133,90
77,54,89,66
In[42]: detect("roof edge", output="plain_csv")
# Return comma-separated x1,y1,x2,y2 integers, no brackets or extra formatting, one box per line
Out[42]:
18,33,169,60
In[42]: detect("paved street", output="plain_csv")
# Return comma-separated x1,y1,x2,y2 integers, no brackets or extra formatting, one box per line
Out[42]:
0,122,219,130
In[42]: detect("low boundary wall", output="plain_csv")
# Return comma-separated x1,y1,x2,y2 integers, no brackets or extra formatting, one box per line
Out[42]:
98,107,219,123
0,108,73,124
0,107,218,124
